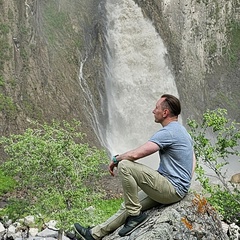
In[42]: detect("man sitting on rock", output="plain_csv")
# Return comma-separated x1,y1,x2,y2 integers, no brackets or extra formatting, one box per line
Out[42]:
74,94,196,240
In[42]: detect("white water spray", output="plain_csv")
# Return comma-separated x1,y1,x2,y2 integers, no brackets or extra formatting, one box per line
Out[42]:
104,0,180,168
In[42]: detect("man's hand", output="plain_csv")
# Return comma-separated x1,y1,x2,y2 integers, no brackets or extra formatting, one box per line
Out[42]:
108,161,117,176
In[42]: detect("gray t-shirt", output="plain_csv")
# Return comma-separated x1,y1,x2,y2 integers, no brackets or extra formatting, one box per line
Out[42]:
149,121,193,198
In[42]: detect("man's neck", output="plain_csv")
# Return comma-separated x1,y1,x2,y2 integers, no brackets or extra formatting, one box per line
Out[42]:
162,117,178,127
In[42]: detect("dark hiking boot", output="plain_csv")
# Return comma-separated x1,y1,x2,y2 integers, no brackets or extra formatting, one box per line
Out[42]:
74,223,95,240
118,212,148,237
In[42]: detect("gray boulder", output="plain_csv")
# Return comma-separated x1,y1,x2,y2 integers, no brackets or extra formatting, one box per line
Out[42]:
103,193,228,240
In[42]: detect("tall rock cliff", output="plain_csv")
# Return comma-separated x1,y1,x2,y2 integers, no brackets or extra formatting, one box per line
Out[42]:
0,0,239,154
0,0,106,149
135,0,240,122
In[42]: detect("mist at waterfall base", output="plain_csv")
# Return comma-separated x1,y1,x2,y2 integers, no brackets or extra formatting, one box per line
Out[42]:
95,0,239,188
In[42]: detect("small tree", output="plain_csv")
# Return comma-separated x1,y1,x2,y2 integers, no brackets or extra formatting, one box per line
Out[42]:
187,108,240,225
0,120,109,230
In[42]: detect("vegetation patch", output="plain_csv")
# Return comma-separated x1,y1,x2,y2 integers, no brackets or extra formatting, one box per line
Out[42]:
0,23,9,35
0,39,10,71
0,120,110,230
0,75,4,87
42,1,71,46
0,93,17,120
0,170,15,195
227,21,240,64
188,108,240,225
0,21,10,70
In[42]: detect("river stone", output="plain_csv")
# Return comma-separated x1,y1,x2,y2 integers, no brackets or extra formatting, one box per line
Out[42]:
37,228,58,238
230,173,240,183
0,222,5,235
102,193,228,240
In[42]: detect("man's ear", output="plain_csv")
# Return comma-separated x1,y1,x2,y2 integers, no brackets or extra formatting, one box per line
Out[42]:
163,108,169,117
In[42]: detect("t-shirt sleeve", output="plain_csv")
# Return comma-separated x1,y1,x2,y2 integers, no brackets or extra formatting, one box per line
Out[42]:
149,128,173,149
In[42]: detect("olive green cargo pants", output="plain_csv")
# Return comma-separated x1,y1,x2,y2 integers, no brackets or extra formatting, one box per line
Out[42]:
91,160,181,239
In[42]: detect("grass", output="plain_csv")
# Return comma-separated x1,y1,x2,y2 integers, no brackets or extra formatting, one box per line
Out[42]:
94,197,123,221
0,164,123,228
0,169,16,195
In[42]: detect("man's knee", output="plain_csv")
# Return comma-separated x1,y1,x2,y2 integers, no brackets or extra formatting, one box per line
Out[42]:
118,160,133,171
118,160,135,175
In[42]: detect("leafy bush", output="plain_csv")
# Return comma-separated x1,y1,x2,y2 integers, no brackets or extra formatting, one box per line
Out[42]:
0,120,109,230
187,108,240,225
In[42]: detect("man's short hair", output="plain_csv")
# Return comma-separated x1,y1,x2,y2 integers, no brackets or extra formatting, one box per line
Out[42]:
161,94,181,116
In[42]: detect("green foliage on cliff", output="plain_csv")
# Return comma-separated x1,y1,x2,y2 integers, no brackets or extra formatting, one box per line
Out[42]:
42,1,82,51
0,75,18,120
188,108,240,225
43,1,70,45
228,21,240,64
0,93,17,120
0,23,10,70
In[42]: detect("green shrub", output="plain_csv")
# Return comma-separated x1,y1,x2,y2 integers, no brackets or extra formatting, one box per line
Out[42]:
188,108,240,225
0,120,109,230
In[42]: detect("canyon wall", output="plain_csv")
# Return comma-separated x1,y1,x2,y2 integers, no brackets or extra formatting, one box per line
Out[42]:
135,0,240,122
0,0,239,153
0,0,106,148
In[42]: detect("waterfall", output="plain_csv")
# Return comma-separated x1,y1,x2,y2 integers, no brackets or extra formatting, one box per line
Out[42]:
103,0,180,168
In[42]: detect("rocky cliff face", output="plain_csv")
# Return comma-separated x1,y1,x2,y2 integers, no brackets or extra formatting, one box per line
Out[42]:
0,0,239,153
0,0,106,149
135,0,240,123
